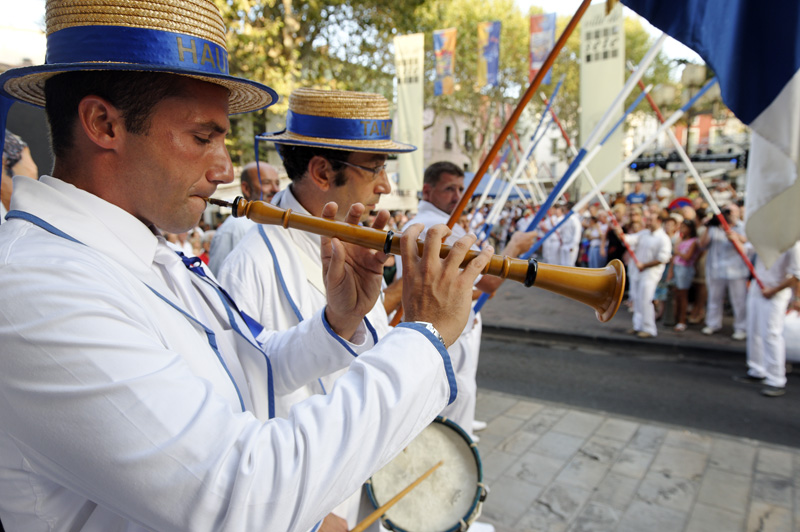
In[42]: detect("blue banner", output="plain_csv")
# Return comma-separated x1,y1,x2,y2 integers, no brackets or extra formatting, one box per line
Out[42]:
478,21,501,89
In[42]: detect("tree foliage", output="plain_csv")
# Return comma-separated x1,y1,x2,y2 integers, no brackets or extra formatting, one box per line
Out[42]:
413,0,531,170
213,0,682,170
214,0,423,164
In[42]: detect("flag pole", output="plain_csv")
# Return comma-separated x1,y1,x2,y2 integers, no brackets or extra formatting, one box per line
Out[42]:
542,92,642,264
628,68,765,289
524,77,718,259
477,77,565,240
519,33,668,239
445,0,593,229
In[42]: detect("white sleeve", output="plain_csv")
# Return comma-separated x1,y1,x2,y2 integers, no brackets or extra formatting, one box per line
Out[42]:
0,255,454,532
656,234,673,264
216,238,376,396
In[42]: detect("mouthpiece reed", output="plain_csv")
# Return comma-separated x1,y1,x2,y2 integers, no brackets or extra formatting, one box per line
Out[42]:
205,197,233,208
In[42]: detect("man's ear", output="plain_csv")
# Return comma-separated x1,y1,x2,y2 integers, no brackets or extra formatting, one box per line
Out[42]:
307,155,334,191
76,95,124,151
421,183,431,200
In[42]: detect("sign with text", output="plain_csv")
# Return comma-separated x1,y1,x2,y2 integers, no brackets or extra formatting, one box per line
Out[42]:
578,3,624,195
394,33,425,191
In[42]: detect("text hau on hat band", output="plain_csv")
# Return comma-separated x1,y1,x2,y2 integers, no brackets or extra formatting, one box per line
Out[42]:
47,25,228,75
286,111,392,141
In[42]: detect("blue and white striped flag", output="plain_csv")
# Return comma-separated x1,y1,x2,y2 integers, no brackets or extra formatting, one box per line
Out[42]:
621,0,800,267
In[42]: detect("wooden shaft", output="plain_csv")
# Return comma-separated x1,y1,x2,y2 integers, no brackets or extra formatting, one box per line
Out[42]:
207,197,626,322
233,196,533,284
445,0,593,229
351,461,444,532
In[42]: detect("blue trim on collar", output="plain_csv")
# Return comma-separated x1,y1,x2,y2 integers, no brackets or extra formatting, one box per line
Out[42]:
259,224,335,395
9,209,255,414
259,225,304,322
5,210,81,242
396,322,457,405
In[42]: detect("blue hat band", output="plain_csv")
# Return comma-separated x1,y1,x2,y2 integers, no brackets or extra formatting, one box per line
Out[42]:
46,25,229,76
286,111,392,141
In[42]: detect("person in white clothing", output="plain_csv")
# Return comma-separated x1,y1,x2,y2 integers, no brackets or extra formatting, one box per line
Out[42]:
621,212,672,338
558,202,582,267
0,2,491,531
699,204,749,340
734,242,800,397
216,87,408,530
208,161,280,275
539,207,562,266
397,162,535,443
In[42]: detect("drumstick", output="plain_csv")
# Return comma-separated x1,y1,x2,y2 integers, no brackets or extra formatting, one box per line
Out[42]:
351,460,444,532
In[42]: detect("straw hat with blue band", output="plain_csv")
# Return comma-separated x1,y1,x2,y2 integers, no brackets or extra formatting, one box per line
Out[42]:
257,87,416,154
0,0,278,204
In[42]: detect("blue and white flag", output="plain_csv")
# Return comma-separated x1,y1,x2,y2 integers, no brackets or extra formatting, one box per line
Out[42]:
621,0,800,267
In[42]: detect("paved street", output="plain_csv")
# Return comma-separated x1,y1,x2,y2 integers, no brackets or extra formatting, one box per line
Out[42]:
474,389,799,532
466,282,799,532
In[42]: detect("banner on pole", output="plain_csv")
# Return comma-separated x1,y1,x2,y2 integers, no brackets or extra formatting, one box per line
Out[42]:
434,28,457,96
394,33,425,192
578,2,624,196
529,13,556,84
477,21,501,90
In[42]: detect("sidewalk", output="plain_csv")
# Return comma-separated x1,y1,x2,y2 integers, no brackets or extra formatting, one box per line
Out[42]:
468,284,798,531
473,388,799,532
480,281,746,357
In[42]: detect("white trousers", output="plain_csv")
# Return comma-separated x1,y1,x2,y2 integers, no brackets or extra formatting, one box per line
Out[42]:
626,260,640,306
543,238,560,266
633,269,660,336
559,245,579,268
746,283,792,388
706,276,748,333
441,314,482,436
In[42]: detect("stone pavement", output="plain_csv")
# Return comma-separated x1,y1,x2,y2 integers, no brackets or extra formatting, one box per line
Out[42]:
467,283,799,531
473,389,799,532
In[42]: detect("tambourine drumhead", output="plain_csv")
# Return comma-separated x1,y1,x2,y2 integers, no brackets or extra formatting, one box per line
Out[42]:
366,417,484,532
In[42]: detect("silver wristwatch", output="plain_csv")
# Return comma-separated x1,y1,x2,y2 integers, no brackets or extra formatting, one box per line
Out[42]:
410,321,447,348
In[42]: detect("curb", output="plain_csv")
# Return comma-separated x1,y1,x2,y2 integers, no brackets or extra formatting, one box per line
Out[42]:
481,323,746,359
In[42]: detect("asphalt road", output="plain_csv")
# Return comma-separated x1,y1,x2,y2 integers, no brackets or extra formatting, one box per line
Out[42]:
477,329,800,448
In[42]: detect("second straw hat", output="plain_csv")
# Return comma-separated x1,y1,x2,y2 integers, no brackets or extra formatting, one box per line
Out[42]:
259,88,416,153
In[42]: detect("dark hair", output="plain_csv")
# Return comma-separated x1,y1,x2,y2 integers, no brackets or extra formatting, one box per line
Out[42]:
424,161,464,187
276,143,351,186
44,71,192,159
682,219,698,238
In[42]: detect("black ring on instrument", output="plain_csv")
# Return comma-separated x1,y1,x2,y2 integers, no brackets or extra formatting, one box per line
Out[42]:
232,196,243,217
524,257,538,287
383,231,394,254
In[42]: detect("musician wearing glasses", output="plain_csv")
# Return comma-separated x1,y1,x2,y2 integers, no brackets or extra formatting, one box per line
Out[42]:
216,87,413,530
0,3,489,531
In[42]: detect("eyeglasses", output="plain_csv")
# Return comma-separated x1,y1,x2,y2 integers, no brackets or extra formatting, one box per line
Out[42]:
333,160,388,180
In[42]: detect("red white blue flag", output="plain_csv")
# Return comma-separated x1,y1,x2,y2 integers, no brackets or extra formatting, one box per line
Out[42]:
621,0,800,267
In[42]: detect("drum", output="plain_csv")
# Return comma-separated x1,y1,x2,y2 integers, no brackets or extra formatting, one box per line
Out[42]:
365,417,486,532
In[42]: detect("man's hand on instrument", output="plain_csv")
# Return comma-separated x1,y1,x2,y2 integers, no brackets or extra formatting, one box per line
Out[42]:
321,202,390,340
318,513,348,532
400,223,492,347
